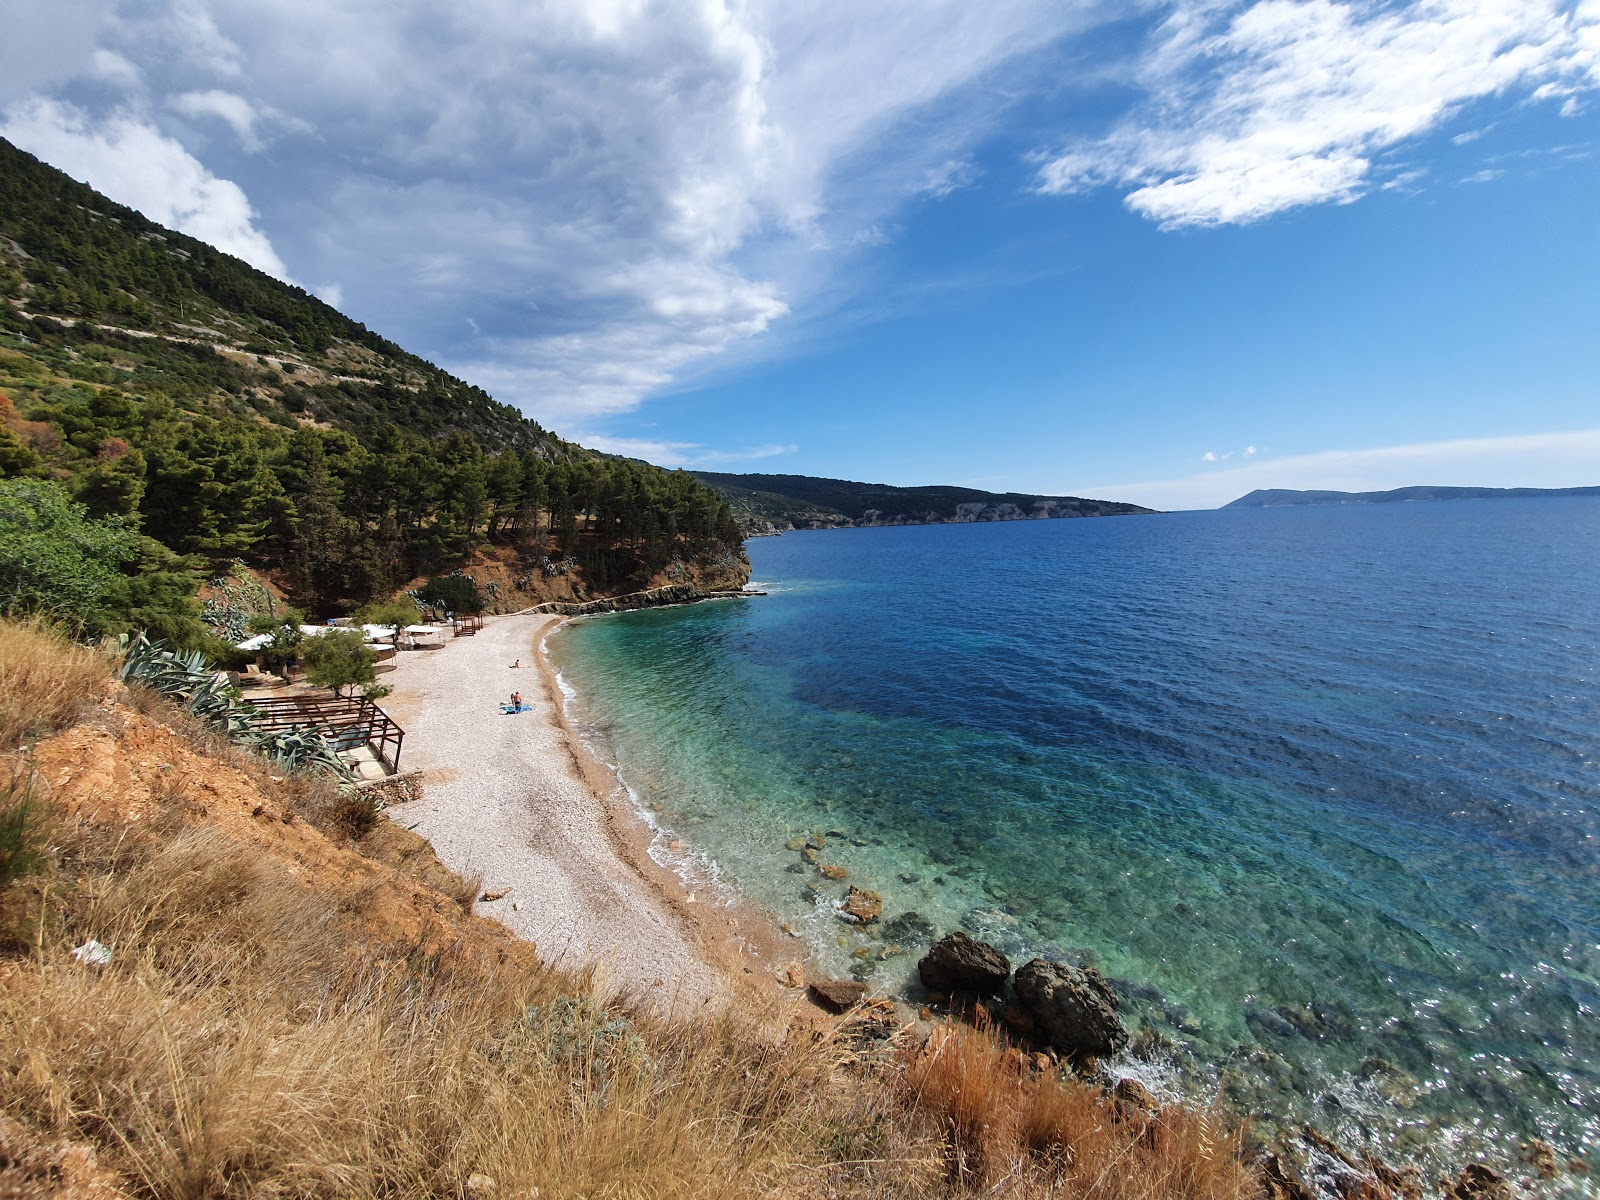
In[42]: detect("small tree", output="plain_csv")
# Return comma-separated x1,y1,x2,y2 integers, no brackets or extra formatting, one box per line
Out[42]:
353,597,422,632
299,629,388,699
416,574,483,619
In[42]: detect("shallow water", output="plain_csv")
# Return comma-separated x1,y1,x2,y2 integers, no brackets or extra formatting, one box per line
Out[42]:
548,498,1600,1172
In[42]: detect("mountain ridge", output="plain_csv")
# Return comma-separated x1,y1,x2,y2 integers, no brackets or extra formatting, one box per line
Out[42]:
692,470,1157,534
1224,484,1600,509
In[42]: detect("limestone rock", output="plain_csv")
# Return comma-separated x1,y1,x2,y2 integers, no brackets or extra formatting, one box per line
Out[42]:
1013,958,1129,1056
808,978,868,1012
839,885,881,924
917,931,1010,995
819,863,848,880
778,961,805,989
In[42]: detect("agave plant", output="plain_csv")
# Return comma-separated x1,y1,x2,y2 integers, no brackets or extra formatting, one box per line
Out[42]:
118,634,351,783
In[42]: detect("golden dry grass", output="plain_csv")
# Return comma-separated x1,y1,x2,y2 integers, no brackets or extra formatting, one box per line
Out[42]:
905,1015,1258,1198
0,617,113,750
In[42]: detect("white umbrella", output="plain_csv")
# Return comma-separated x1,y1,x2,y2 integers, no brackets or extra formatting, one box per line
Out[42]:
234,633,273,652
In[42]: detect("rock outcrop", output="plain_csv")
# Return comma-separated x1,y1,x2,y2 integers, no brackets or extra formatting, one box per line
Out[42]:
808,978,868,1012
917,932,1010,995
1012,958,1129,1057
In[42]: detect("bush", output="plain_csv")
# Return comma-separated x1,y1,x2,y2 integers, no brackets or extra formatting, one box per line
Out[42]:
299,628,384,698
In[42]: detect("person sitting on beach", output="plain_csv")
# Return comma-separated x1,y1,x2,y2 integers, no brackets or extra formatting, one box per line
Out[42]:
511,659,522,668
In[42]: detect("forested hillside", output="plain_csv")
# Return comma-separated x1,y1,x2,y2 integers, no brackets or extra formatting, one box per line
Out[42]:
693,471,1155,533
0,138,745,647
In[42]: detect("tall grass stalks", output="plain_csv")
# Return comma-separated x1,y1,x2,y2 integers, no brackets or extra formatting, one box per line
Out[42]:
0,617,111,749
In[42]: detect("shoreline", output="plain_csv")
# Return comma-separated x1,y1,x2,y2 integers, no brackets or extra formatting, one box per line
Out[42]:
382,611,799,1021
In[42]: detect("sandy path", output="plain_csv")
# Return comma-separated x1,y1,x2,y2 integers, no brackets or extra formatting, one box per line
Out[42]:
382,614,726,1014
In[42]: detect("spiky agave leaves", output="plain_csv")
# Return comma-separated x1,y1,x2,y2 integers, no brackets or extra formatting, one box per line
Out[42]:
117,634,354,785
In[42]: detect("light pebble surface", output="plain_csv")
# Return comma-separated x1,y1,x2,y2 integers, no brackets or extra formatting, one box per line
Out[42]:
382,613,726,1014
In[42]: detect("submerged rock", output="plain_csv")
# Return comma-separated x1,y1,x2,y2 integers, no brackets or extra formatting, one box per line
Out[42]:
1013,958,1129,1057
917,932,1010,995
882,911,935,943
839,885,882,924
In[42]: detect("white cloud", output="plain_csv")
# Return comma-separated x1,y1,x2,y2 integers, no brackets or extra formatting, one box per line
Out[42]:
169,89,264,149
12,0,1099,430
917,157,981,198
1244,444,1257,456
0,97,290,280
1085,428,1600,510
1036,0,1600,227
575,434,798,469
316,282,344,309
90,49,142,90
1203,450,1218,461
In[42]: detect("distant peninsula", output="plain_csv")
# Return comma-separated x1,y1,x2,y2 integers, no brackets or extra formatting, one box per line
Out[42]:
1224,484,1600,509
691,471,1156,534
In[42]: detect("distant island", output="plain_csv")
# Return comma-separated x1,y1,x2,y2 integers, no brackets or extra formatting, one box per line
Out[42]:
1224,484,1600,509
691,471,1157,534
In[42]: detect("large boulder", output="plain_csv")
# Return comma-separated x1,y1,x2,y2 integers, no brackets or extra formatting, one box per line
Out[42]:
1012,958,1129,1056
917,932,1010,995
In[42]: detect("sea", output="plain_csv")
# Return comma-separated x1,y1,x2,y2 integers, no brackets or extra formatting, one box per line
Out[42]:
547,497,1600,1177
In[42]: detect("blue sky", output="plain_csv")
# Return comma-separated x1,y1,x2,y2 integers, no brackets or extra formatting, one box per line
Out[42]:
3,1,1597,509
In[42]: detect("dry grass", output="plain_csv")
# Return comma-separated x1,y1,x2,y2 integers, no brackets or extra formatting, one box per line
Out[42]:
0,617,113,750
905,1024,1259,1199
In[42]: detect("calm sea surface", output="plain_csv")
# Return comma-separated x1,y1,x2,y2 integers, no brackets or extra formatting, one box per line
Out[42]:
548,498,1600,1172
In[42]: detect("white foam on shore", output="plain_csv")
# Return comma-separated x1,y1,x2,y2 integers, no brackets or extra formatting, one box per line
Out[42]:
550,653,737,912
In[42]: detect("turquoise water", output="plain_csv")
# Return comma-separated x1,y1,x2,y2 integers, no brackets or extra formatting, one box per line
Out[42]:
548,500,1600,1174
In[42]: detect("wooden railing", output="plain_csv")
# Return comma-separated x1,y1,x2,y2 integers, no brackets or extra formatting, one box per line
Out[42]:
246,694,405,773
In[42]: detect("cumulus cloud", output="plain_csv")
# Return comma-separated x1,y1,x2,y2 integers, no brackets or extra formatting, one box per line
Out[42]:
0,97,289,279
1087,428,1600,510
7,0,1099,429
1036,0,1600,227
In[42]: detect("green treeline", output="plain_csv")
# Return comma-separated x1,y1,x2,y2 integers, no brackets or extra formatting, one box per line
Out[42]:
0,137,743,645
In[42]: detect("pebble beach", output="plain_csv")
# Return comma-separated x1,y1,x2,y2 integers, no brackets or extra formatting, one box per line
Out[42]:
380,613,744,1016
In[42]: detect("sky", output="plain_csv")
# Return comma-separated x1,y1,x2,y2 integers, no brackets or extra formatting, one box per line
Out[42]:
2,0,1597,510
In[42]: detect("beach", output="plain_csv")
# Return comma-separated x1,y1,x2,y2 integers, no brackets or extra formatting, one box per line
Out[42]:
381,612,784,1016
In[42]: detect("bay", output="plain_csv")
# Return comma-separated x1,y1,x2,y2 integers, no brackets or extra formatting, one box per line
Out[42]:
548,497,1600,1170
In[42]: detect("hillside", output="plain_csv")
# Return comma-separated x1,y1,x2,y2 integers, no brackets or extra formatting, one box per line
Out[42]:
1224,484,1600,508
0,138,745,642
693,471,1156,534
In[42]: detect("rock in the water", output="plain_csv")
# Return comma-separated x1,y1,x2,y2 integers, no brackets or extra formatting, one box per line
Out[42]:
802,847,820,864
840,885,882,924
1013,958,1129,1057
820,863,849,880
806,834,828,850
810,978,868,1012
882,911,936,943
785,837,808,851
917,931,1011,995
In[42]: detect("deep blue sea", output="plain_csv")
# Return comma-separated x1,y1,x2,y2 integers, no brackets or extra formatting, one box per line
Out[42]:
548,498,1600,1173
